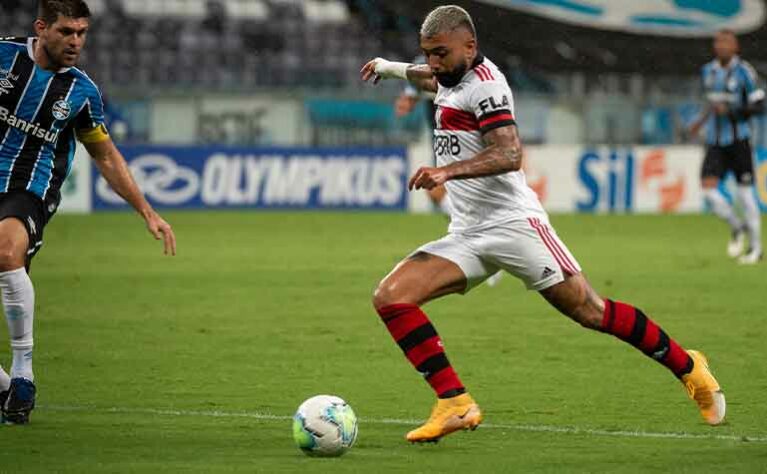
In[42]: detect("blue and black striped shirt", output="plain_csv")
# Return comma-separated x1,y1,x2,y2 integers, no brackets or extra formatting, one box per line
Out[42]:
0,36,105,210
701,56,765,147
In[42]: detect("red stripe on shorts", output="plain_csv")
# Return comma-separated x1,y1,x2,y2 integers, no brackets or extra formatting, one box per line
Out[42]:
540,224,579,274
528,218,577,275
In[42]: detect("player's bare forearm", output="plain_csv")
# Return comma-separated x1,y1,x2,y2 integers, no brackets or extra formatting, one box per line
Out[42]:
444,125,522,180
688,106,712,137
406,64,438,93
86,138,177,255
87,139,152,217
409,126,522,191
361,58,437,92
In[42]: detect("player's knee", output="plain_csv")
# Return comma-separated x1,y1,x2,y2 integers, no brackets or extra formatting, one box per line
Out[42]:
372,281,409,311
0,240,24,271
372,284,393,311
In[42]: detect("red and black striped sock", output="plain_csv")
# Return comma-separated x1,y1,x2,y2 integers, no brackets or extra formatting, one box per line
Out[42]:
377,303,465,398
601,299,693,378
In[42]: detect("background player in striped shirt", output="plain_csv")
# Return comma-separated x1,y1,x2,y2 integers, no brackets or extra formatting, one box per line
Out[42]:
688,29,764,264
0,0,176,424
362,4,725,443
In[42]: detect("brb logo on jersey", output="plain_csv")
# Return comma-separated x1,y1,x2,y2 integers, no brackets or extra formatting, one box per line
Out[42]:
52,100,71,121
476,0,765,37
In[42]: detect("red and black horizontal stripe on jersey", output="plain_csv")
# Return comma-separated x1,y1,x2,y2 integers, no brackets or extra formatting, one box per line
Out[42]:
477,109,516,134
438,105,479,132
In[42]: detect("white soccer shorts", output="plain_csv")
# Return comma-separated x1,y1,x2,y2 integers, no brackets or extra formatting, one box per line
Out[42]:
414,217,582,292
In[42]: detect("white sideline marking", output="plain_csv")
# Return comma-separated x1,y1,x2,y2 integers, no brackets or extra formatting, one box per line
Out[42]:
40,404,767,443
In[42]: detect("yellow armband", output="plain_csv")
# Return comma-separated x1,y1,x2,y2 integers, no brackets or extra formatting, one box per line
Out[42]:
76,124,110,144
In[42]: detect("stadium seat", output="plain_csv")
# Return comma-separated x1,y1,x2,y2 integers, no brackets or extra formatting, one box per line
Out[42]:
304,0,351,24
86,0,106,15
228,0,269,21
120,0,158,17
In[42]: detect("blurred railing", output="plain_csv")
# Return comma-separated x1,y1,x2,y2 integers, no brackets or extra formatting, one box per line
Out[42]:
105,90,767,148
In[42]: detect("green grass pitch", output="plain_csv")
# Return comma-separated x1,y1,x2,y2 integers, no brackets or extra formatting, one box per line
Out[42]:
0,211,765,473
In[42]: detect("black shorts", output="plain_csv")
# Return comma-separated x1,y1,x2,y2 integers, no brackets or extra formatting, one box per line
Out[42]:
702,140,755,185
0,191,52,267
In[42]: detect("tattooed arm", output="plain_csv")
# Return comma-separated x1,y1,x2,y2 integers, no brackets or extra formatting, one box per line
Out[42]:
404,64,438,93
409,125,522,190
361,59,438,93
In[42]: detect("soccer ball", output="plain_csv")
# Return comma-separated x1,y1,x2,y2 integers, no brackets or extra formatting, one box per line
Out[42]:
292,395,358,457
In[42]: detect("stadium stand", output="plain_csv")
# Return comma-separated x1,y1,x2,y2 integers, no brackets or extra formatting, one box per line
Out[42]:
0,0,389,91
8,0,761,97
2,0,763,145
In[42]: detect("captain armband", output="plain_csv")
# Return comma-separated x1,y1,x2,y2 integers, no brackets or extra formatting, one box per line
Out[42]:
76,124,110,144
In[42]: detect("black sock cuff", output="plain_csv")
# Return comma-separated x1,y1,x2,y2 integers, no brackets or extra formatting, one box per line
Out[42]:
438,387,466,399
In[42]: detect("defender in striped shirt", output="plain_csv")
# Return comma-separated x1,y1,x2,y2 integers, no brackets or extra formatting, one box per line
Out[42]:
689,29,764,264
0,0,176,425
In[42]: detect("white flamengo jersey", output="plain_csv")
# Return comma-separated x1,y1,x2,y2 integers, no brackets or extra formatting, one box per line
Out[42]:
433,55,546,233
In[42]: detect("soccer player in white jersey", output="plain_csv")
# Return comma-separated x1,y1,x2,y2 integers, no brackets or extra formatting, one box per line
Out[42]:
396,55,503,287
361,5,725,443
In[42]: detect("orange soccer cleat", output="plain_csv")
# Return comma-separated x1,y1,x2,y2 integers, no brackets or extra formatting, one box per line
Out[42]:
682,350,726,426
406,393,483,443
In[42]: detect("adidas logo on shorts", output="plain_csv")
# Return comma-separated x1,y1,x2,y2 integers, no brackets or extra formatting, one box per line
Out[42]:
541,266,556,279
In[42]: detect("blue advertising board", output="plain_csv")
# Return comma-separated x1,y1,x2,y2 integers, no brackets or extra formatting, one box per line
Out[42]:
92,146,409,211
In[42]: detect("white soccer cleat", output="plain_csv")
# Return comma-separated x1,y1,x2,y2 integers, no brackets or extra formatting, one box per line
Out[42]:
727,229,746,258
738,248,763,265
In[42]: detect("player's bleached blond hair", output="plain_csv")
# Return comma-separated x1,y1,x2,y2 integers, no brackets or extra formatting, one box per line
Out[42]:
420,5,477,39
